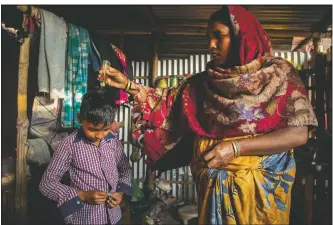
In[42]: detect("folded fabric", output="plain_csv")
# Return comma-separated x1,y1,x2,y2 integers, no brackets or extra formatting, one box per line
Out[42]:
29,95,68,147
27,138,51,165
37,8,67,99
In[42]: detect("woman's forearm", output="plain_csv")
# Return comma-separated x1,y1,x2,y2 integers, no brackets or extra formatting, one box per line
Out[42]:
124,80,140,96
237,126,308,156
127,89,139,96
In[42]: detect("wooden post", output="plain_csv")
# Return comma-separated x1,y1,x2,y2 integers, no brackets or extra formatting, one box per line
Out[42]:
151,33,159,87
15,16,30,222
304,174,314,225
143,33,160,194
145,167,155,194
14,6,39,222
311,38,327,136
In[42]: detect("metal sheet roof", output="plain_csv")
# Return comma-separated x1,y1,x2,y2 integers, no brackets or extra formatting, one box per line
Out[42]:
2,5,331,59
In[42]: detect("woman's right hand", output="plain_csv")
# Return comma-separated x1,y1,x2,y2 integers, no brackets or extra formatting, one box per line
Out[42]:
97,65,128,90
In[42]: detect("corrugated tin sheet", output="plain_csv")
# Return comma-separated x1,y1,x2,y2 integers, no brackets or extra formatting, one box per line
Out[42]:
152,5,222,20
152,5,330,29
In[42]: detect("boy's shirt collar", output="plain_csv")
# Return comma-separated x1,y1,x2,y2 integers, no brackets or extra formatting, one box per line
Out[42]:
74,127,115,144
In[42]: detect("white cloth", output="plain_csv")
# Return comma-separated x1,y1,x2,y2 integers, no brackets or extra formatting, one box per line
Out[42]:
37,8,67,99
27,138,51,165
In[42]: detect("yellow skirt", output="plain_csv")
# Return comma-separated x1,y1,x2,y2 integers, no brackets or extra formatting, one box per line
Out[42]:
190,135,296,225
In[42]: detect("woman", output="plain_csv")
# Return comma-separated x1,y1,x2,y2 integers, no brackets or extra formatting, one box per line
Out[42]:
99,6,317,224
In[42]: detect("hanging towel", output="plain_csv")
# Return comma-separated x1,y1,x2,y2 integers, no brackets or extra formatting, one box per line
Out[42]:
61,24,89,128
37,8,67,99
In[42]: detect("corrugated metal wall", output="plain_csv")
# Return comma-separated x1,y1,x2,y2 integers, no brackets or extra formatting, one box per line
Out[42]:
116,51,316,202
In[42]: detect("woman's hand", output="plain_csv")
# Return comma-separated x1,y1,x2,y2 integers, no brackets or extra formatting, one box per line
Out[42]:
201,141,235,168
97,66,128,90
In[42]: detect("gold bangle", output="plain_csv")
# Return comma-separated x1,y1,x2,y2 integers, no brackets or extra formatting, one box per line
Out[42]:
129,79,132,90
231,141,240,158
125,79,131,92
231,141,237,158
235,140,241,157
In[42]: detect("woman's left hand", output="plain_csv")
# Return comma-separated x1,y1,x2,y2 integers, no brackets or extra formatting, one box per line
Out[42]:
201,141,235,168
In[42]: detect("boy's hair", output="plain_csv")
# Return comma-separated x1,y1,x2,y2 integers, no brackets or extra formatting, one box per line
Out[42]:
79,90,117,126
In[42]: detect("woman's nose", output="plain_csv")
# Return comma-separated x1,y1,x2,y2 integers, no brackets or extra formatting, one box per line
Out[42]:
209,39,217,50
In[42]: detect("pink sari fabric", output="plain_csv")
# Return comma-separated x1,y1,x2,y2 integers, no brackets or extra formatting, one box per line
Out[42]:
111,44,129,104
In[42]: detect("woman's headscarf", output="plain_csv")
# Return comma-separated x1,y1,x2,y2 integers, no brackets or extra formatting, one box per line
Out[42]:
162,5,317,140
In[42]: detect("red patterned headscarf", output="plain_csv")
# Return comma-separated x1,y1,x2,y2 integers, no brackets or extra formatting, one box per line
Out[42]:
227,6,272,65
161,5,317,140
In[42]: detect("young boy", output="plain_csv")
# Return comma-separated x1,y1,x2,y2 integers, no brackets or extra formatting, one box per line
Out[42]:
39,90,132,225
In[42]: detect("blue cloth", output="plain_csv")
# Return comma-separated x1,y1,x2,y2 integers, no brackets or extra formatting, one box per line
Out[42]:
61,24,90,128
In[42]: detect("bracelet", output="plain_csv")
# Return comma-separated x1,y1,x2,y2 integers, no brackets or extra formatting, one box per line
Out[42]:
231,140,240,158
125,79,131,92
129,79,132,90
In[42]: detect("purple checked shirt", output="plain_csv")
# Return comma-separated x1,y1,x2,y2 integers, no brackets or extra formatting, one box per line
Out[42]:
39,128,132,225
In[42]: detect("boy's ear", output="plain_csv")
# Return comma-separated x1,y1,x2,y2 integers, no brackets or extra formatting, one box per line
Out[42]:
77,113,82,124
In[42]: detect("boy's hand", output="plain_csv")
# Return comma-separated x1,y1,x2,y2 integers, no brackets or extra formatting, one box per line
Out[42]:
107,192,123,208
77,190,107,205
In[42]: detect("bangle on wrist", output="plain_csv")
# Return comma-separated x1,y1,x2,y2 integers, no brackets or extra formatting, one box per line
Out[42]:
125,79,131,92
129,80,132,90
231,140,241,158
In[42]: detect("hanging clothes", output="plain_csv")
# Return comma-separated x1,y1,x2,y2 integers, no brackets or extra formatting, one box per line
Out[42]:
37,8,67,99
61,24,90,128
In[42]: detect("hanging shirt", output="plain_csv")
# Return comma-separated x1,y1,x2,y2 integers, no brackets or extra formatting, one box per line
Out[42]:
39,128,132,225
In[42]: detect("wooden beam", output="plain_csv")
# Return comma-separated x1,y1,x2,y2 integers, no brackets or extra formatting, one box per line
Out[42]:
15,13,30,223
96,28,331,38
160,47,209,53
160,43,208,48
159,53,191,59
292,37,312,52
151,33,159,87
